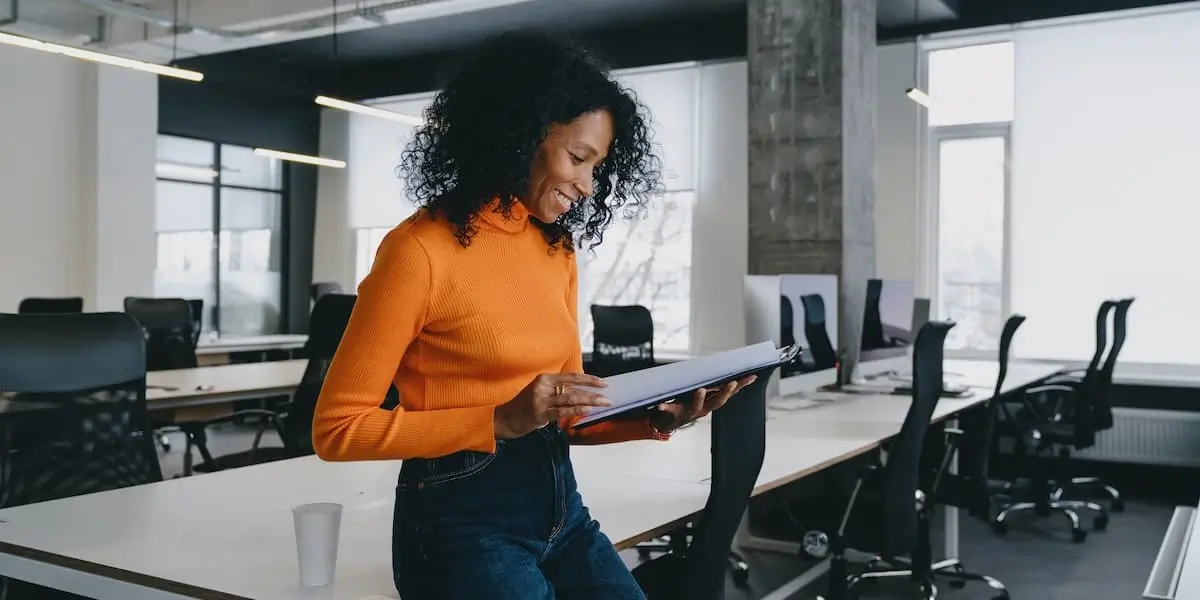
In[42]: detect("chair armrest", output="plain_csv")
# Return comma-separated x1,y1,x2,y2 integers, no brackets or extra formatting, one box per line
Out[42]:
1043,373,1083,386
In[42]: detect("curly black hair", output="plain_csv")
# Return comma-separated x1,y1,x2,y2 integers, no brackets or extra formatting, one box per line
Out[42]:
399,31,662,252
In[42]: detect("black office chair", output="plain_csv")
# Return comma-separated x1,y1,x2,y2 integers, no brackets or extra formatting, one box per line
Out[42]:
0,312,163,600
124,297,198,454
1049,297,1132,506
17,297,83,314
861,279,887,351
311,281,343,303
124,297,199,371
800,293,838,371
930,315,1027,598
790,320,955,600
632,374,768,600
780,295,803,377
992,300,1123,541
589,304,656,377
186,298,205,345
191,294,356,472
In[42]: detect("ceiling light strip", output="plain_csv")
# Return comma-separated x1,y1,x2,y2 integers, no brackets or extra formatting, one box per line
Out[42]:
0,32,203,82
905,87,933,108
315,95,423,125
253,148,346,169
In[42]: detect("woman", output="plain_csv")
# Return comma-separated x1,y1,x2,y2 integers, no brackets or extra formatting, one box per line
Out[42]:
312,32,755,599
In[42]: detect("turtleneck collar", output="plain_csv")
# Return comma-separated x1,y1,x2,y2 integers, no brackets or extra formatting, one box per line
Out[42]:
478,197,532,234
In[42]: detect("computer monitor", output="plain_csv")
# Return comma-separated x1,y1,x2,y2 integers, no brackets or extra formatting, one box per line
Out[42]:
744,274,839,397
856,278,916,378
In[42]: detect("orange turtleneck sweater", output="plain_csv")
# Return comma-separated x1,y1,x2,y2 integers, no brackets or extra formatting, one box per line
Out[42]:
311,201,665,461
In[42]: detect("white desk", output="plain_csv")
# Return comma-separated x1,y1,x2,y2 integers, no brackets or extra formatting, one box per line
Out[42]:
0,358,1061,600
145,360,306,410
0,457,709,600
195,335,308,356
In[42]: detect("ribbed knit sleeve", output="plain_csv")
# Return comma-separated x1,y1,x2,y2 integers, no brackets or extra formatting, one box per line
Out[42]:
558,253,669,445
312,228,497,461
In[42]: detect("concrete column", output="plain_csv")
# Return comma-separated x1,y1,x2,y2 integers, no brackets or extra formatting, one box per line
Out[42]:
747,0,878,370
78,65,159,312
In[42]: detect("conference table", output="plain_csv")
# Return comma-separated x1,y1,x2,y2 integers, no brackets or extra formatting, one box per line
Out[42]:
0,359,1062,599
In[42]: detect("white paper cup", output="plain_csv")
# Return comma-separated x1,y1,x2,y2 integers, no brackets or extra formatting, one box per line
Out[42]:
293,502,343,587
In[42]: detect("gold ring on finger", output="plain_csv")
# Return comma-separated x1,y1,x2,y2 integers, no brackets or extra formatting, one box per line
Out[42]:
554,383,568,396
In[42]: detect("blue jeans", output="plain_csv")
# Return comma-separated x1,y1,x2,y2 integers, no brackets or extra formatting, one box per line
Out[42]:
393,424,646,600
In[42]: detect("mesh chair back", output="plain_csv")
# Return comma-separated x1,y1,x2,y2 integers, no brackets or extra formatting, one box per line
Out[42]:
17,297,83,314
0,312,162,509
878,320,954,558
124,297,198,371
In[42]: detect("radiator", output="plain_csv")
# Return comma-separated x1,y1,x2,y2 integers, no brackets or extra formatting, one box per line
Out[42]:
1073,408,1200,467
998,406,1200,467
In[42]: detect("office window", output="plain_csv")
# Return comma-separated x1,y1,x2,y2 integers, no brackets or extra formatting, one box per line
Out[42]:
933,134,1007,351
1009,9,1200,364
926,41,1013,351
927,42,1014,127
154,135,284,337
578,191,694,352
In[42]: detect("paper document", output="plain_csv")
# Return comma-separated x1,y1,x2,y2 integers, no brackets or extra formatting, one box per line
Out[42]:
574,342,796,428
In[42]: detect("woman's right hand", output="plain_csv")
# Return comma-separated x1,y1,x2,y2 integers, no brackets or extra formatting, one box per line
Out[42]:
493,373,610,440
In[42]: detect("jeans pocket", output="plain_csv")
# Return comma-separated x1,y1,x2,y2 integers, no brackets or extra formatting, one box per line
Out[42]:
419,449,499,488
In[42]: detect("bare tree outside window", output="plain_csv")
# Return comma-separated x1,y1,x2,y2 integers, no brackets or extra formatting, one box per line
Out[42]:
577,191,694,352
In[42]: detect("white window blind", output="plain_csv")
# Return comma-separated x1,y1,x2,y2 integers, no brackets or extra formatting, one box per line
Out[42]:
1010,9,1200,364
615,66,697,191
346,95,430,229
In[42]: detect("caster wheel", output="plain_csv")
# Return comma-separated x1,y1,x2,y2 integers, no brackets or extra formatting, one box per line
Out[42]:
1072,528,1088,543
1094,514,1109,531
732,565,750,585
1112,498,1126,512
949,580,966,589
637,548,651,558
991,520,1008,536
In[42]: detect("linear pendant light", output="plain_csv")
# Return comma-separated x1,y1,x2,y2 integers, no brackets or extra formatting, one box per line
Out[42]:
253,148,347,169
315,95,423,126
906,87,933,108
0,31,203,82
905,0,932,108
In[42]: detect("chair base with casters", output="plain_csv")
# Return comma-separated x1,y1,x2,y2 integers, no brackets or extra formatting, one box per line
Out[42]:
991,479,1108,543
799,480,1010,600
990,413,1112,542
635,529,751,584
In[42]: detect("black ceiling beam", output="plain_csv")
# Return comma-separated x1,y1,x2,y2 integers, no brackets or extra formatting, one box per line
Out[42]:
312,7,746,100
880,0,1193,41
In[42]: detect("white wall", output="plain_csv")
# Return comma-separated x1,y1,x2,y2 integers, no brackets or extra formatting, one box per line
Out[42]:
311,109,354,289
0,46,158,313
874,43,921,281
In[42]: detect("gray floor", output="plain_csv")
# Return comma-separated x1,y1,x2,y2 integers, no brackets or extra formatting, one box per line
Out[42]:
164,427,1174,600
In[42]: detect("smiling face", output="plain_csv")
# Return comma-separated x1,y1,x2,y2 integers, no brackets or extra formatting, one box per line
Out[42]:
523,110,614,223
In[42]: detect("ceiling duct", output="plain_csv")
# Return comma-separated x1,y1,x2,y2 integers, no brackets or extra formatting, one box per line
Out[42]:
0,0,106,44
71,0,445,39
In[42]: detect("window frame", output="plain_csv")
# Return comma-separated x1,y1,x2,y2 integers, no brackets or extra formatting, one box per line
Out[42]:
155,133,288,336
917,36,1016,359
923,123,1012,358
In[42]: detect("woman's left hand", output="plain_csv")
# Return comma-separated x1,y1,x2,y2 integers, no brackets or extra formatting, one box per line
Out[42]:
649,375,758,435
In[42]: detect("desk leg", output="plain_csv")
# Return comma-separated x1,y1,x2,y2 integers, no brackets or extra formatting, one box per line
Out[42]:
943,418,960,558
